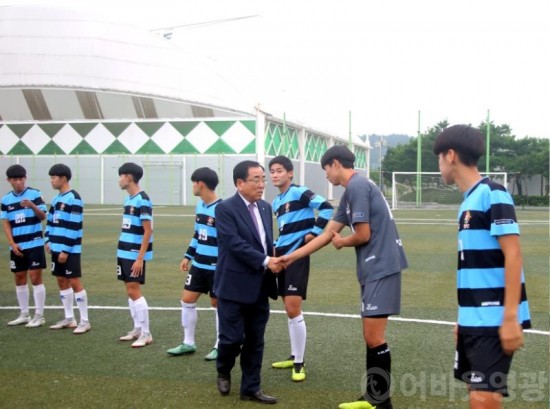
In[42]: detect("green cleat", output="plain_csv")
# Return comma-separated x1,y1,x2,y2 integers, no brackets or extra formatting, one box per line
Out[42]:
271,356,294,369
338,400,376,409
291,363,306,382
166,343,196,356
204,347,218,361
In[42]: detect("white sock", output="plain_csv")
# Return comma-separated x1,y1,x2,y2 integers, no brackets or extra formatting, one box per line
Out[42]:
288,314,307,364
134,297,150,334
128,298,140,331
60,288,74,319
74,289,89,322
32,284,46,315
15,285,30,315
213,308,219,349
181,301,197,345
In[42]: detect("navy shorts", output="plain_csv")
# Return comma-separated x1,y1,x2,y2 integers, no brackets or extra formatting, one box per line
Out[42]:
454,332,513,396
117,257,146,284
10,246,46,272
276,256,310,299
51,252,82,278
184,265,215,298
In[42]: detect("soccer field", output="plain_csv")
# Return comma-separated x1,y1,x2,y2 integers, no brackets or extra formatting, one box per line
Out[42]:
0,206,548,409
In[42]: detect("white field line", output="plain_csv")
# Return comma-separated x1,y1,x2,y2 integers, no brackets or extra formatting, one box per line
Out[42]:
0,305,547,336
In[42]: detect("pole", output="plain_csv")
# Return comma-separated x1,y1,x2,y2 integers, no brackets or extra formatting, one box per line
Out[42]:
348,110,353,150
416,110,422,207
485,110,491,173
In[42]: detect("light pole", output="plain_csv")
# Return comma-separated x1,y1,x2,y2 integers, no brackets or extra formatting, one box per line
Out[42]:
374,136,386,188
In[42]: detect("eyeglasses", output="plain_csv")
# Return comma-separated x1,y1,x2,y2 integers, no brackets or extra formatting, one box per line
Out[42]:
245,177,267,185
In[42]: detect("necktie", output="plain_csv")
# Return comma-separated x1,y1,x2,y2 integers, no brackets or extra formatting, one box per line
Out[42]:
248,203,261,236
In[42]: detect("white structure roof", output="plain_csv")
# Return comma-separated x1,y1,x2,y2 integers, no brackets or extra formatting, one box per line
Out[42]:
0,4,254,121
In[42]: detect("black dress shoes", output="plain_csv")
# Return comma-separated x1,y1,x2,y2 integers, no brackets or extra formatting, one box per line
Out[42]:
217,374,231,396
240,390,277,404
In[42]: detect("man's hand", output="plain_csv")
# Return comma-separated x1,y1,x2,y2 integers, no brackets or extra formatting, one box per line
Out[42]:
180,258,190,272
10,243,23,257
20,199,34,209
57,252,68,264
45,242,51,254
331,230,345,250
131,259,144,277
267,257,282,273
499,319,524,355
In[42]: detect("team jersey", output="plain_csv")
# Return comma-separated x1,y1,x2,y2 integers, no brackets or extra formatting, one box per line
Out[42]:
457,178,531,335
45,190,83,254
333,173,408,284
184,198,221,271
1,187,46,250
273,184,334,255
117,191,153,261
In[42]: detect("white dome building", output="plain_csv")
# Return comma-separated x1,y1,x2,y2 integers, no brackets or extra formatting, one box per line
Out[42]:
0,5,368,204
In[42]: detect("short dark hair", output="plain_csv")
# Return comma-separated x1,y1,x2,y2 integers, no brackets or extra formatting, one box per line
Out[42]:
320,145,355,169
269,156,293,172
48,163,72,181
118,162,143,182
191,167,219,190
6,164,26,179
433,125,485,166
233,160,264,186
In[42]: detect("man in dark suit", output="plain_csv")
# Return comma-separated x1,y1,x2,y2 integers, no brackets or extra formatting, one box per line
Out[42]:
214,160,281,404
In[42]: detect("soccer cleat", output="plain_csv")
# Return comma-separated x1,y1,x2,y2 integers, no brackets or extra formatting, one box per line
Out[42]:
291,363,306,382
166,343,196,355
49,318,77,330
338,401,376,409
73,320,91,334
271,356,294,369
7,313,31,326
132,332,153,348
25,314,45,328
119,329,141,341
204,348,218,361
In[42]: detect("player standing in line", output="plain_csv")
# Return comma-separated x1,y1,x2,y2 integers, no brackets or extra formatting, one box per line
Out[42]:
167,167,222,361
117,162,154,348
281,146,407,409
268,155,333,382
45,164,91,334
2,164,48,327
433,125,531,409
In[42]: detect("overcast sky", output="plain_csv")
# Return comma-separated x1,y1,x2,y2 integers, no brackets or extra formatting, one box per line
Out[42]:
2,0,549,138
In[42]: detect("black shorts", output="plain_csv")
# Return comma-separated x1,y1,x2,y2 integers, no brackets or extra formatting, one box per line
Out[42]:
184,265,215,298
10,246,46,273
454,332,513,396
51,252,82,278
117,257,146,284
276,256,309,299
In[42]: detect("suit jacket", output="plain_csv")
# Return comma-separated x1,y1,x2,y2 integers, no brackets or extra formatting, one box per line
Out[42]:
214,193,278,303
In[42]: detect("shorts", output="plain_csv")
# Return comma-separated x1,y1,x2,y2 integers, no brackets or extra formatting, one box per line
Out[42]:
51,252,82,278
10,246,46,272
184,265,215,298
454,333,513,396
276,256,309,299
360,271,401,317
117,257,146,284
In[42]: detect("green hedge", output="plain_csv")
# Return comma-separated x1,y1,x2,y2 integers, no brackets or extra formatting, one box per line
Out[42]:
512,195,549,207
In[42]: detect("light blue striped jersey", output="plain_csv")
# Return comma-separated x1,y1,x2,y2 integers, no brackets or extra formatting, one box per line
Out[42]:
184,198,221,271
272,184,333,255
45,190,83,254
1,187,46,250
117,191,153,261
457,178,531,335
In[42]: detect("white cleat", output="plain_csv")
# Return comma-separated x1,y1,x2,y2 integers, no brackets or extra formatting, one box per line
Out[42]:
49,318,77,330
26,314,46,328
8,313,31,326
132,332,153,348
73,320,91,334
119,329,141,341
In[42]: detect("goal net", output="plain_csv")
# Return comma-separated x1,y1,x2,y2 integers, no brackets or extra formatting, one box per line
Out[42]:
391,172,508,209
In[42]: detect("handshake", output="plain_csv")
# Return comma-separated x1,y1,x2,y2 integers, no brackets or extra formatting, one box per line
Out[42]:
267,255,295,273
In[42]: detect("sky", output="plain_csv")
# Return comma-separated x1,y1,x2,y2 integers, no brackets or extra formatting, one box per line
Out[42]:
2,0,549,139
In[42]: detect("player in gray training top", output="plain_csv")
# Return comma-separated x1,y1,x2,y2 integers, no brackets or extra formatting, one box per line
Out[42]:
281,145,407,409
